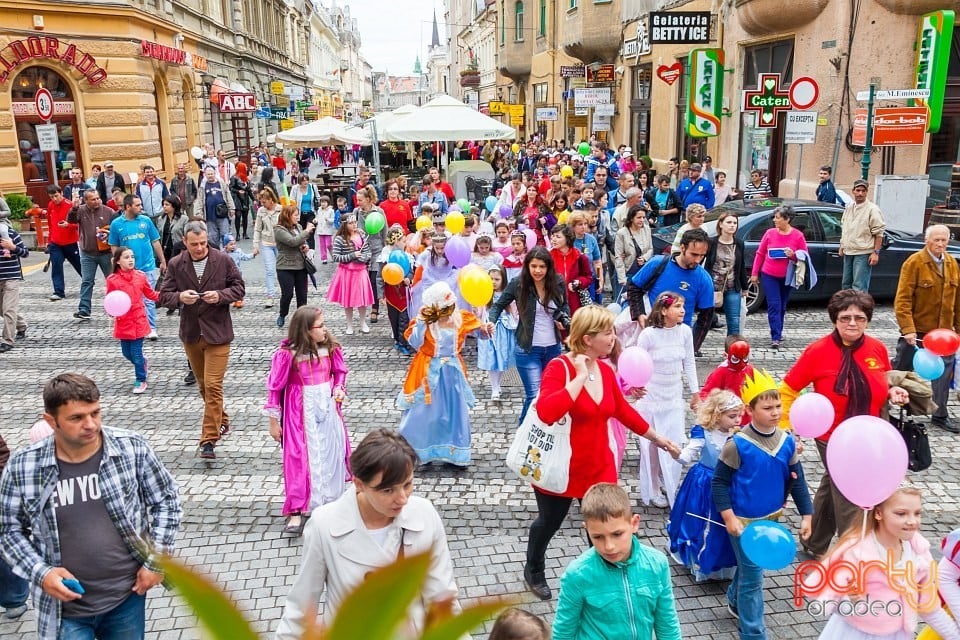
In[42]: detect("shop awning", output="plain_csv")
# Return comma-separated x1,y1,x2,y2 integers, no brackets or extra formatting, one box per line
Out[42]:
208,78,230,105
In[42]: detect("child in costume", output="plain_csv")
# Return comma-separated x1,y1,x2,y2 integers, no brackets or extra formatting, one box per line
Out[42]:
502,230,527,282
397,282,485,467
668,389,740,582
633,291,699,507
409,232,457,319
264,306,350,536
327,214,374,335
811,487,960,640
477,266,516,401
700,335,755,426
712,371,813,640
939,529,960,629
491,221,513,259
470,233,504,271
382,225,414,356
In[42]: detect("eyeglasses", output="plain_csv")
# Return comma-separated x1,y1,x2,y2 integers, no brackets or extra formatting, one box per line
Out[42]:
388,186,399,191
836,314,868,324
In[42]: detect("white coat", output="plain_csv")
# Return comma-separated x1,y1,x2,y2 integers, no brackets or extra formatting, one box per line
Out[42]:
274,486,462,639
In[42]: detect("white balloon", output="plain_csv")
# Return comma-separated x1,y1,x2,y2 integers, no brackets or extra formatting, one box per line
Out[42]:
189,146,203,160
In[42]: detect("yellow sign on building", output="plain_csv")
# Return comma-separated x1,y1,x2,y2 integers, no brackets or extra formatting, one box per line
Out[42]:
270,81,285,95
508,104,525,117
488,101,506,115
280,118,295,130
510,115,524,125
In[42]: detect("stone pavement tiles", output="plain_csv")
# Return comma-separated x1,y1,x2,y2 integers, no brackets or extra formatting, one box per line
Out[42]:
2,251,959,639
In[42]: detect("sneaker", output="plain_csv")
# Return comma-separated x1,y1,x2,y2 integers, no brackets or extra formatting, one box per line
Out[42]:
184,370,196,385
360,322,370,334
401,344,414,356
73,311,91,321
0,343,11,353
199,443,216,459
3,604,27,619
264,299,274,309
727,602,739,620
651,494,669,508
49,294,63,301
132,381,147,395
219,424,231,437
276,315,285,328
345,325,354,335
147,330,159,341
15,329,26,340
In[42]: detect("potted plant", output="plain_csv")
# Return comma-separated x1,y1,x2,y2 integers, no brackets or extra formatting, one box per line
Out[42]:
5,193,32,232
460,49,480,88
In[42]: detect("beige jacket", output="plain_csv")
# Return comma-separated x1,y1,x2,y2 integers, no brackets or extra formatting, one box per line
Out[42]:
252,205,280,247
840,200,885,255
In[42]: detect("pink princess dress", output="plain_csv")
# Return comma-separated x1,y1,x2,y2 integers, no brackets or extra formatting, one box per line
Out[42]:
264,341,352,516
327,235,375,308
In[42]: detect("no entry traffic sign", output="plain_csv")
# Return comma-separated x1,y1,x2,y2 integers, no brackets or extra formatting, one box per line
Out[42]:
789,77,819,111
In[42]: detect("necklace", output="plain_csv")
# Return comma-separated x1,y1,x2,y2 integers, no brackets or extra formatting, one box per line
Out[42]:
588,373,596,381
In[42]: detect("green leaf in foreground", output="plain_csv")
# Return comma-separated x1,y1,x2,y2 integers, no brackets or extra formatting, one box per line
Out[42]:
325,551,432,640
420,599,512,640
159,556,258,640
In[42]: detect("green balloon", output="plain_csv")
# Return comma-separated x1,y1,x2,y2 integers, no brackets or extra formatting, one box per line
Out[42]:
364,211,385,235
578,142,591,156
458,198,470,211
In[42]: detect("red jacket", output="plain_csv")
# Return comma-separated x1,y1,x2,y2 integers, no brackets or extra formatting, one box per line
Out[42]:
437,180,455,203
46,198,79,245
106,269,159,340
550,247,593,314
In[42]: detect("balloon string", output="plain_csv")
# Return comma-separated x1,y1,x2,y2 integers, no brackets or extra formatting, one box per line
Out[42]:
685,512,726,527
860,508,868,542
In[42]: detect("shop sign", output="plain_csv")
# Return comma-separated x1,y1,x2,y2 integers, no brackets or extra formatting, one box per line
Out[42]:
587,65,616,84
657,63,682,85
270,108,289,120
594,103,615,117
536,107,558,121
280,119,295,130
488,100,506,115
139,40,208,72
742,73,791,128
508,104,525,117
566,99,588,127
11,101,76,117
254,105,272,119
852,107,928,146
303,109,319,121
784,111,818,144
592,115,611,132
218,93,256,112
0,36,107,85
686,48,724,138
35,123,59,152
560,65,585,78
286,86,305,100
270,81,285,95
574,87,610,108
510,115,524,125
636,17,651,56
913,10,955,132
649,12,711,44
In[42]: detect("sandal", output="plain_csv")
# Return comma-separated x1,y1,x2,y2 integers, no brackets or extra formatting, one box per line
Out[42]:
283,514,305,536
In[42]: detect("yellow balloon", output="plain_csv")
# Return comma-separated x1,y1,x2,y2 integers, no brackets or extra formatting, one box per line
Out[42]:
446,211,465,234
458,263,482,283
511,143,520,154
916,627,941,640
415,215,432,231
557,211,569,224
560,165,574,178
462,270,494,307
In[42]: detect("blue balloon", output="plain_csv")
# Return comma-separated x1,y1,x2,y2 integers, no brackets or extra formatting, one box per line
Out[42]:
388,250,410,274
913,348,945,380
740,521,796,570
485,195,498,213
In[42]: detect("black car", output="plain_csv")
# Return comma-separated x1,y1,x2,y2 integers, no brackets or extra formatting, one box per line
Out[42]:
651,198,960,313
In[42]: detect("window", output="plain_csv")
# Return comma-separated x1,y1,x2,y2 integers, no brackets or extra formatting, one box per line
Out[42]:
500,1,506,44
816,208,843,243
538,0,546,37
533,82,548,104
746,211,812,242
515,1,524,41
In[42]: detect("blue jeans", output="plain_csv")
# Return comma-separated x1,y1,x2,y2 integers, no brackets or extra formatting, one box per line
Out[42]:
728,533,767,640
143,269,158,331
207,217,231,249
841,253,872,291
121,338,147,382
78,250,112,315
721,289,743,336
49,241,81,297
59,592,145,640
0,555,27,609
515,343,562,424
760,272,791,342
260,244,278,298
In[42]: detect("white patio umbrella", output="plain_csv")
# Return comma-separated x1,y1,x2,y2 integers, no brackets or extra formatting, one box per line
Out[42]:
365,104,420,142
383,95,515,141
275,116,371,146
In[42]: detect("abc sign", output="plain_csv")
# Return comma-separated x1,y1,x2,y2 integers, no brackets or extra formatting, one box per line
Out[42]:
219,93,256,112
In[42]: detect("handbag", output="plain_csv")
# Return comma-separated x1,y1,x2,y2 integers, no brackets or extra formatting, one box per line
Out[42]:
891,407,932,472
577,285,594,308
215,203,229,219
303,252,317,275
506,361,574,493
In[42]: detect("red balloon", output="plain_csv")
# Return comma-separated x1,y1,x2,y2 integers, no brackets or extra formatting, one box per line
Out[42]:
923,328,960,357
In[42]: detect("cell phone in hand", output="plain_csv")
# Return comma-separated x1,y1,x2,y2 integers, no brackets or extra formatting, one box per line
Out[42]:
62,578,85,594
768,248,788,259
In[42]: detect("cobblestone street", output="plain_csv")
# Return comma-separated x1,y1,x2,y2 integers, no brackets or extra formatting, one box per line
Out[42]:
2,244,959,639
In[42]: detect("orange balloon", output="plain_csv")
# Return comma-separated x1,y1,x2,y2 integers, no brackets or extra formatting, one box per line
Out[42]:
382,263,404,286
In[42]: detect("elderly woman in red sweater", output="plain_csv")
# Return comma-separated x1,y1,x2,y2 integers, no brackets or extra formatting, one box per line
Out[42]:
548,224,593,316
523,305,681,601
779,289,909,558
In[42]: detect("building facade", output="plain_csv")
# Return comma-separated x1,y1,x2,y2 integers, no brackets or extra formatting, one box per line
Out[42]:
308,1,344,120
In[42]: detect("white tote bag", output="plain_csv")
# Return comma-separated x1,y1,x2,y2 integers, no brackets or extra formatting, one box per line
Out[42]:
506,402,573,493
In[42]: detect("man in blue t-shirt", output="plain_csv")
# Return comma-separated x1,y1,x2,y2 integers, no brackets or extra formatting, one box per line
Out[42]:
627,227,713,331
676,163,716,212
108,194,165,338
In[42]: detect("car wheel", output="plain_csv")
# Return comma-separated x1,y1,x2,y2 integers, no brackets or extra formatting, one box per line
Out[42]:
745,281,765,314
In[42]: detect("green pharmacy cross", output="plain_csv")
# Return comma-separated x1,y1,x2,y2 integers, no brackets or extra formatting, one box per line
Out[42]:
743,73,791,128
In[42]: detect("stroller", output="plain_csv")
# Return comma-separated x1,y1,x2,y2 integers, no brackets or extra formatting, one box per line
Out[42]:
882,370,934,472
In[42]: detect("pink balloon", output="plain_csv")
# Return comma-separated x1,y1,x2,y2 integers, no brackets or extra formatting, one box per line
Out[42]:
826,416,908,509
789,392,835,439
103,290,132,317
619,346,654,388
446,236,471,268
29,419,53,443
522,229,537,251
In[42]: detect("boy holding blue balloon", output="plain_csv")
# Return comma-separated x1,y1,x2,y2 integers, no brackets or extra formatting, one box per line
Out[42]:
712,370,813,640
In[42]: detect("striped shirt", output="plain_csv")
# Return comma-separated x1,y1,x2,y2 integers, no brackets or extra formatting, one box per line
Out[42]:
0,226,28,280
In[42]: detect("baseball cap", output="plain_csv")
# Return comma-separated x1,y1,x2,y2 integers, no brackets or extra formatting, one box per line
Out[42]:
704,156,712,163
104,161,115,168
852,179,869,189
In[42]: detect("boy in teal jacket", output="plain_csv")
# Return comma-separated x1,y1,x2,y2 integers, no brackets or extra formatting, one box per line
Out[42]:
552,483,682,640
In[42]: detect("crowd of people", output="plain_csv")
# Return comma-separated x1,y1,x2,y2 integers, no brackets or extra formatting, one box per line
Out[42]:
0,136,958,640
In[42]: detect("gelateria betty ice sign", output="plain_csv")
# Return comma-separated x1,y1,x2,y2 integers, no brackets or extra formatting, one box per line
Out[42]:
0,37,107,85
686,48,724,137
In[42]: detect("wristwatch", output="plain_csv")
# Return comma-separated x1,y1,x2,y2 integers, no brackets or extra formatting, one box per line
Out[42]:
873,249,881,255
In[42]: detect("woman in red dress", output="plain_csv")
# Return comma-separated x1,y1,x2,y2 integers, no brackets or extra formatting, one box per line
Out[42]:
523,306,681,600
512,184,554,246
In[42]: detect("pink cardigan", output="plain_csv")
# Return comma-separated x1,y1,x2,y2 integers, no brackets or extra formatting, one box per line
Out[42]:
809,532,940,635
751,227,807,279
